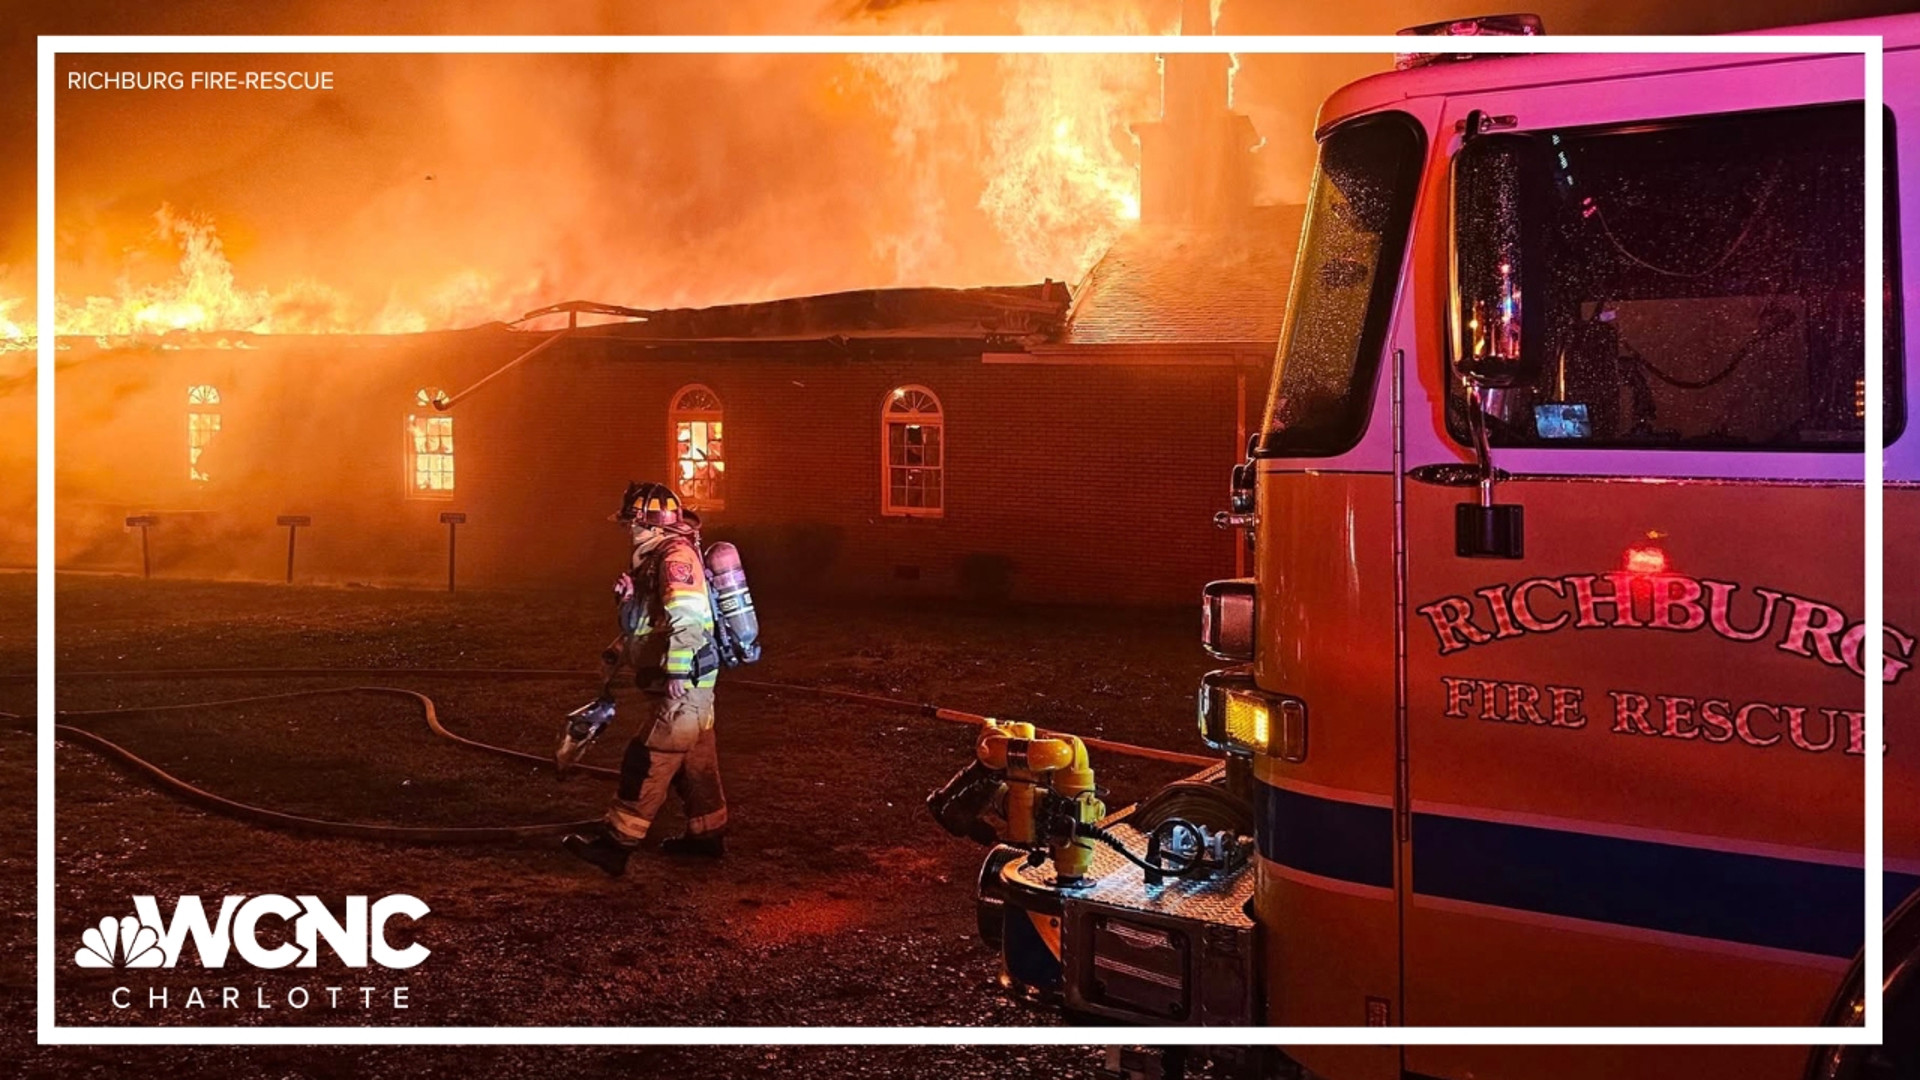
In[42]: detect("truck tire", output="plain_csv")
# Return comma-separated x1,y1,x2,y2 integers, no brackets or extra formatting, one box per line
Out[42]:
1806,890,1920,1080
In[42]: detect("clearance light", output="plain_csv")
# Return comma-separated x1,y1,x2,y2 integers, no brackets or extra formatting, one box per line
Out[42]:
1224,692,1270,755
1199,670,1306,761
1624,542,1668,575
1200,669,1258,754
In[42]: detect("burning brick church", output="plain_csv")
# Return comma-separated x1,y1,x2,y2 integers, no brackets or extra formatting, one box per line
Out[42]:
49,13,1302,606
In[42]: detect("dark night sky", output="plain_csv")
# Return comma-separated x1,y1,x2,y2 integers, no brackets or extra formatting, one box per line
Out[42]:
5,0,1916,326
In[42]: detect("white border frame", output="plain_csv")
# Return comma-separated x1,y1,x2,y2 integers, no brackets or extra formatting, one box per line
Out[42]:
35,32,1884,1050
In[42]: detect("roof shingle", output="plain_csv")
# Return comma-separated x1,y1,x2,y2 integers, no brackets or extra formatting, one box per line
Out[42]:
1061,204,1306,348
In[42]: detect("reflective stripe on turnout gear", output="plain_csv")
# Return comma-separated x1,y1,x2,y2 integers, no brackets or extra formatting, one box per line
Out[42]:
614,719,727,843
655,539,717,687
605,798,651,844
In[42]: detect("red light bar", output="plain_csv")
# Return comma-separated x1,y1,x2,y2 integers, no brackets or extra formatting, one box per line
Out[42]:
1394,13,1544,71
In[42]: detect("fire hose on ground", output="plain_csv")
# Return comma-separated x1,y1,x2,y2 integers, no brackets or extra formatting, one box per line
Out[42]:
0,667,1214,845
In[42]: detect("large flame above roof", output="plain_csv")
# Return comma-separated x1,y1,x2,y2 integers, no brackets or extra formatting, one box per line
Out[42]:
14,1,1210,346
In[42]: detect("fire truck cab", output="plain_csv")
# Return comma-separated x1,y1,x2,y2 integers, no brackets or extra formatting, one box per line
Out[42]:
980,16,1920,1080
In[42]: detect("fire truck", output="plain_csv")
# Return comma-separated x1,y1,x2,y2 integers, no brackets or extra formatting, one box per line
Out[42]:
942,14,1920,1080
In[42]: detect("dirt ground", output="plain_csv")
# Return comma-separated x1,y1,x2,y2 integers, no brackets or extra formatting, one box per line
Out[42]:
0,572,1255,1078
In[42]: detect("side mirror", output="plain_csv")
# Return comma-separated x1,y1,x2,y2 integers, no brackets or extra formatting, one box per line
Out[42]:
1229,462,1256,516
1215,458,1259,531
1447,118,1540,560
1450,126,1544,389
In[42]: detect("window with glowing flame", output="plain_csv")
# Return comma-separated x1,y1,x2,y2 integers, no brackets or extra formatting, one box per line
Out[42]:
186,384,221,483
406,388,455,498
670,384,724,509
882,386,943,517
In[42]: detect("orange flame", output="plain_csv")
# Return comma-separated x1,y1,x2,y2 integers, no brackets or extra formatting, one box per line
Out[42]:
54,206,352,339
859,1,1169,284
980,49,1151,279
42,206,558,341
42,9,1196,341
985,2,1166,280
0,298,28,346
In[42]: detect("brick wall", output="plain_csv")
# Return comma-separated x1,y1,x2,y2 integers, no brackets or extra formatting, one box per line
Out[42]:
52,330,1270,606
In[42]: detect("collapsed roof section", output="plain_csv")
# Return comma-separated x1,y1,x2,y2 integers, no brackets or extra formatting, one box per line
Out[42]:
45,280,1075,355
542,202,1309,361
564,281,1073,346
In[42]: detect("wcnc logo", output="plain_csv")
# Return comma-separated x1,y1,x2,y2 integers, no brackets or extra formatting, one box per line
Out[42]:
74,895,430,971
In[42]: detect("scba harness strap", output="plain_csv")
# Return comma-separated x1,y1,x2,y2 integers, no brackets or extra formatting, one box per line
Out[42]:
619,536,720,685
618,534,757,679
682,638,722,684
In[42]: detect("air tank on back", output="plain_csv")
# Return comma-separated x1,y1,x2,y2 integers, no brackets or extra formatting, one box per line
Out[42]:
703,541,761,666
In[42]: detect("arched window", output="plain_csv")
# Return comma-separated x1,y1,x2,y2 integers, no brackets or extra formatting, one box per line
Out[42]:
406,387,455,497
882,386,943,517
670,384,725,509
186,384,220,482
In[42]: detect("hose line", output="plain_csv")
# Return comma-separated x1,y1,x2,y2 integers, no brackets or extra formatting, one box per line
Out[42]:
2,665,1213,845
4,685,607,842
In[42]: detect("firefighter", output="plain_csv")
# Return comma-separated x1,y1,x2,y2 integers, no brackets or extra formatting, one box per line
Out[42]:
563,482,728,876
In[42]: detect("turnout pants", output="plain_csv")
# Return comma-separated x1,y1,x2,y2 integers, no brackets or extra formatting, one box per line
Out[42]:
604,686,727,844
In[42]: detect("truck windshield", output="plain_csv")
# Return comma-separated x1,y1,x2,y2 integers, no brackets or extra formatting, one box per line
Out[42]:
1258,112,1425,457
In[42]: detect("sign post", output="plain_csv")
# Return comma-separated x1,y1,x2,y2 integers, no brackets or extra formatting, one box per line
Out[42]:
276,515,312,584
124,515,157,579
440,512,467,592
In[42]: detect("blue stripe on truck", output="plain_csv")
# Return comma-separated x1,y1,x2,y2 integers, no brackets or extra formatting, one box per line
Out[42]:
1253,781,1394,889
1410,812,1862,959
1255,779,1888,960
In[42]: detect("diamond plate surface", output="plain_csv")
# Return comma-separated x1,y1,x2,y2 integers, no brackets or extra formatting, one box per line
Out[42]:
1007,821,1255,928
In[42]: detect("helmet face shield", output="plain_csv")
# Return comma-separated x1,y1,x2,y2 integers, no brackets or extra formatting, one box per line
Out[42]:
614,481,683,527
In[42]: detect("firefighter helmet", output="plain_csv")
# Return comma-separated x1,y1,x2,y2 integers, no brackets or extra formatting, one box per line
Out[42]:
614,481,682,527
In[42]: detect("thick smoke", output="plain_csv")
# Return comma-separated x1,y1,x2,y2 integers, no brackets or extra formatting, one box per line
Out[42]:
6,0,1908,340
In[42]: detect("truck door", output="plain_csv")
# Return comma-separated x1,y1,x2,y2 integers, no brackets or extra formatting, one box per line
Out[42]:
1400,57,1890,1080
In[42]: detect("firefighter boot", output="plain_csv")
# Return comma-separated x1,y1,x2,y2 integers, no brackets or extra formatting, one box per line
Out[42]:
660,833,726,858
562,826,634,877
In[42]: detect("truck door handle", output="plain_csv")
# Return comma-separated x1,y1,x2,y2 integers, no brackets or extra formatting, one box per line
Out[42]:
1409,464,1510,486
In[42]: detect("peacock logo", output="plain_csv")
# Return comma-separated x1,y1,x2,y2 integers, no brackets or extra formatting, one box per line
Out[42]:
74,915,165,969
71,894,431,970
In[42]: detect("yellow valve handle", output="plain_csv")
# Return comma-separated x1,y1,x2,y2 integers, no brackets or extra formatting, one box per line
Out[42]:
973,720,1105,882
976,721,1093,778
